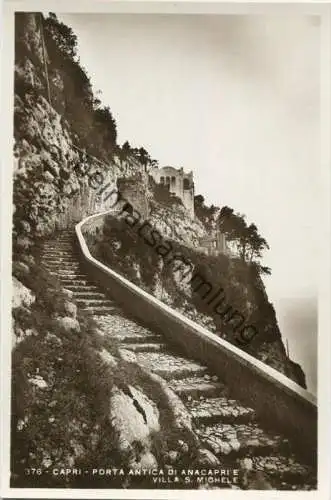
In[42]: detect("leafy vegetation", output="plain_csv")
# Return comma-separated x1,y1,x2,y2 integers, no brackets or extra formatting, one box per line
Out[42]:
91,215,284,361
11,250,122,486
194,194,219,231
218,206,271,274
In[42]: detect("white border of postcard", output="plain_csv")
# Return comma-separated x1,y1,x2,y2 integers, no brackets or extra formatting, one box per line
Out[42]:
1,1,330,499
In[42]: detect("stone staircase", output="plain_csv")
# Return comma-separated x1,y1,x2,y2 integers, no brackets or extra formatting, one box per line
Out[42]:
39,231,317,490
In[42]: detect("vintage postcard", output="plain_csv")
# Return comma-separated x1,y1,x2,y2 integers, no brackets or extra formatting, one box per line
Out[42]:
1,1,330,499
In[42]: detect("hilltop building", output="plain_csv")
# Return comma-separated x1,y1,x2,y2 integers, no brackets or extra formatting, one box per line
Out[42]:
150,166,195,218
198,232,229,256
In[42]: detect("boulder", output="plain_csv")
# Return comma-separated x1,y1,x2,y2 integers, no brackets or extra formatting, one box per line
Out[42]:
64,300,77,319
12,277,35,309
16,236,33,250
20,220,31,233
195,448,220,466
129,450,158,470
119,348,137,364
110,385,160,456
166,450,179,464
147,370,195,439
21,254,35,266
99,348,118,368
29,375,48,389
43,170,55,183
62,288,74,300
55,316,80,333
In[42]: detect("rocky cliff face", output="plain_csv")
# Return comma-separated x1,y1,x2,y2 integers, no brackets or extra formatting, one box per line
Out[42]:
13,13,143,253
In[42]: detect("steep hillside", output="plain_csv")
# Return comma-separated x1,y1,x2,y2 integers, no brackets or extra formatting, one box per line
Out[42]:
13,12,144,253
149,200,207,247
90,214,306,387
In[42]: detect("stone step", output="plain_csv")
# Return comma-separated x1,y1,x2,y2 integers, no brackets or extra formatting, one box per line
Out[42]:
186,397,256,424
41,250,74,255
54,268,83,274
44,240,73,245
42,260,78,265
60,281,92,287
168,376,229,399
56,273,88,279
41,254,76,260
41,257,78,263
70,291,107,299
62,286,100,293
45,249,75,255
196,423,288,458
94,316,157,339
236,455,317,490
134,352,209,380
46,245,74,250
115,333,165,344
75,298,114,307
85,306,120,315
63,286,99,293
43,264,81,272
121,342,168,353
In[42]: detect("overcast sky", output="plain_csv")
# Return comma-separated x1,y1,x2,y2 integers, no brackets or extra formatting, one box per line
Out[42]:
58,13,320,392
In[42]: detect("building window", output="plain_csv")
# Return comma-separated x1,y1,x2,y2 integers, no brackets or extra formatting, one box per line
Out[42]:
171,176,176,186
166,176,170,185
160,176,164,184
183,178,190,190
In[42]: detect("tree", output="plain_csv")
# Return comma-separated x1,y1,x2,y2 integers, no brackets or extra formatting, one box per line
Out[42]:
116,141,132,167
218,206,270,271
92,105,117,156
150,159,159,169
194,195,205,207
135,147,150,172
44,13,78,61
42,13,118,161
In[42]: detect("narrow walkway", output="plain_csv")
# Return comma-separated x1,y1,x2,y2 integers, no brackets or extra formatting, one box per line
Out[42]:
39,230,317,490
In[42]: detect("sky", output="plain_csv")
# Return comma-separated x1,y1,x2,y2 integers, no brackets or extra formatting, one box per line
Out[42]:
58,13,320,393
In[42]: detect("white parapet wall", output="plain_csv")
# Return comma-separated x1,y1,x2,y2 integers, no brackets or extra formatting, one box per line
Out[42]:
75,211,317,464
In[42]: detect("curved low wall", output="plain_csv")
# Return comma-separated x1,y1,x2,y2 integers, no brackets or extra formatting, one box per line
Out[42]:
75,212,317,464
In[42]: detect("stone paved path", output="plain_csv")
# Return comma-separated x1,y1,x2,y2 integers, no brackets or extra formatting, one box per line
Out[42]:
39,231,317,490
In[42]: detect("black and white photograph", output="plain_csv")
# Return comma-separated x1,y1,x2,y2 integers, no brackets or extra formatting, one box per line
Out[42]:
1,2,330,497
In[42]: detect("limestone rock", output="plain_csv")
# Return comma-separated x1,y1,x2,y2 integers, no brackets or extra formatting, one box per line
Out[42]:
21,254,35,266
45,332,62,346
62,288,74,300
16,236,33,250
110,385,160,456
29,375,48,389
196,448,220,466
119,348,137,363
129,451,158,470
64,300,77,319
20,220,31,233
167,450,179,464
147,370,195,437
43,170,55,183
99,348,118,368
55,316,80,333
13,261,30,279
12,277,35,309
